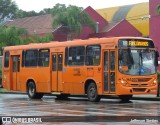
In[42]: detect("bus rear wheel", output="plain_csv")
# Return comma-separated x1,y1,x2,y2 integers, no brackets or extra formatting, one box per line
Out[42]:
87,82,101,102
119,95,132,102
27,81,44,99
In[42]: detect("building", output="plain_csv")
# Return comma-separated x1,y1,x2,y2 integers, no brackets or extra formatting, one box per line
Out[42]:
4,2,150,41
4,14,53,36
4,0,160,53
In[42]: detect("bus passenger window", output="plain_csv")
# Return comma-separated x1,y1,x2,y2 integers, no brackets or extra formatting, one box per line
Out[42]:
4,51,10,68
38,49,50,67
25,50,38,67
86,45,101,66
68,46,85,66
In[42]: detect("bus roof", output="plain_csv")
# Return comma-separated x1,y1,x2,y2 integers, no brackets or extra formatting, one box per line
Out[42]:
4,37,153,51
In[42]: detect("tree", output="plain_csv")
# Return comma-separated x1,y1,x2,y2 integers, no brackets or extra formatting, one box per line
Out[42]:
15,8,52,18
15,9,40,18
39,8,52,15
52,4,96,40
0,25,53,48
0,26,28,47
0,0,18,23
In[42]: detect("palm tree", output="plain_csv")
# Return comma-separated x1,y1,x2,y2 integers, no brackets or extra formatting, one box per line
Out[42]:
52,4,96,40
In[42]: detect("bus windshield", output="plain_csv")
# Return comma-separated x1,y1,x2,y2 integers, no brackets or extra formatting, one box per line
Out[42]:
119,49,156,75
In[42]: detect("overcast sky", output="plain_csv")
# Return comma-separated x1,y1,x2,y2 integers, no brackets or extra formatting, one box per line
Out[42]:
13,0,149,12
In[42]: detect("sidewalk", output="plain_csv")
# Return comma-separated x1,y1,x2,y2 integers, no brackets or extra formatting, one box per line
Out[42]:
0,88,160,101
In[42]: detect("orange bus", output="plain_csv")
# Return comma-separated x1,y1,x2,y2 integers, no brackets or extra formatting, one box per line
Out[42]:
2,37,159,102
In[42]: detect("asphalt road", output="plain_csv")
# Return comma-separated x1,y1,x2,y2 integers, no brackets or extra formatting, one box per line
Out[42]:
0,94,160,125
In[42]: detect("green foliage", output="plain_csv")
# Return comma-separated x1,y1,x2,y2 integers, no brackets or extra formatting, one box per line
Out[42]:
0,25,53,48
15,8,52,18
19,34,53,44
29,34,53,43
0,0,18,23
0,26,28,47
52,4,96,40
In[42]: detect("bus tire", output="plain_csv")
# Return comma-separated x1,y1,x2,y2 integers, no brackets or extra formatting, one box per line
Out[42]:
27,81,43,99
87,82,101,102
119,95,132,102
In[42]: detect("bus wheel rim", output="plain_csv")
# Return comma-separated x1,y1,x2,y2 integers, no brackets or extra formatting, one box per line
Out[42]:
29,85,35,96
89,87,96,98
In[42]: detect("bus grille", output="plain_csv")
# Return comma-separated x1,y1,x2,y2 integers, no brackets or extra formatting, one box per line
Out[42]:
133,88,146,92
131,78,151,82
131,84,148,87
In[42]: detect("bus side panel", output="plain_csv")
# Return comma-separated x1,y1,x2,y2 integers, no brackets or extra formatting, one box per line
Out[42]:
20,68,51,93
3,54,12,91
63,66,102,95
3,67,11,90
63,67,86,94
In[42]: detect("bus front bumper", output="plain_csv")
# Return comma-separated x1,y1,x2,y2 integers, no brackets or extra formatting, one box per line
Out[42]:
116,83,158,95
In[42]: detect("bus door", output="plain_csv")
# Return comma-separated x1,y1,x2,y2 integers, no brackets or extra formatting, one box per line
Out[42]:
103,50,116,93
51,53,63,92
11,55,20,90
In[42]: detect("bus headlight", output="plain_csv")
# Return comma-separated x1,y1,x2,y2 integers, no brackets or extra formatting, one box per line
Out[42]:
151,80,157,86
121,79,128,86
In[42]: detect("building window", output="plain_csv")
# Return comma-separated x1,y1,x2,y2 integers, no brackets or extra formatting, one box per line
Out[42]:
68,46,85,66
25,50,38,67
4,51,10,67
38,49,50,67
86,45,101,66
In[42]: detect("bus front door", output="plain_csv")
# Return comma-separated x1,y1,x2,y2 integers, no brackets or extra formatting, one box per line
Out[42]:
11,55,20,91
103,50,116,94
51,53,63,92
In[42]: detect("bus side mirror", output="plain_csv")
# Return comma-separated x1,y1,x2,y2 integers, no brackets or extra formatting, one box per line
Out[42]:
155,51,159,66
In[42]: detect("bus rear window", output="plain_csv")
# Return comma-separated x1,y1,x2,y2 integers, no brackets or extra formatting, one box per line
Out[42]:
4,51,10,68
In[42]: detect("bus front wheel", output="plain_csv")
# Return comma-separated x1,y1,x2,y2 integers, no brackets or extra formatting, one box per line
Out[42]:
27,81,43,99
87,82,101,102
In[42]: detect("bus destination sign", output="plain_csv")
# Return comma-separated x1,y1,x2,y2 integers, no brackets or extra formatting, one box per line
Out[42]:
128,41,148,46
118,39,154,48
